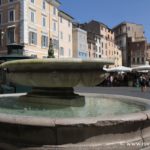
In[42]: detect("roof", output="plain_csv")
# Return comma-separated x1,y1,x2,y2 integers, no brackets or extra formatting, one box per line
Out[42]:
47,0,61,7
112,21,143,30
89,20,109,29
59,10,74,21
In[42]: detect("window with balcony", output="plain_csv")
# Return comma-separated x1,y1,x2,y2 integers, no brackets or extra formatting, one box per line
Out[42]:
7,27,15,44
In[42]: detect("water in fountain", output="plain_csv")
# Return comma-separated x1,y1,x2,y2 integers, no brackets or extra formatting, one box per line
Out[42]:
0,58,150,150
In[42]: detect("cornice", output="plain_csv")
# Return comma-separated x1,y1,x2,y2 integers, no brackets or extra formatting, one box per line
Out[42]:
46,0,61,8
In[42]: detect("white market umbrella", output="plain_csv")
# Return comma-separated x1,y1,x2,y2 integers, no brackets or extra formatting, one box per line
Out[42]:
103,66,132,73
132,65,150,71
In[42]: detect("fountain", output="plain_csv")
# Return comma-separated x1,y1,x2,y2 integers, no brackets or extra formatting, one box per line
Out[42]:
0,58,150,150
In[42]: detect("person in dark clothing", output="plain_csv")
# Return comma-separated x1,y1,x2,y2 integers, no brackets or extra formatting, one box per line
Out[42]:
139,75,147,92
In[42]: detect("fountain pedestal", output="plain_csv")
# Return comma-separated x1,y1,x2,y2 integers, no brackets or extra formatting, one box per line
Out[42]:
20,87,85,106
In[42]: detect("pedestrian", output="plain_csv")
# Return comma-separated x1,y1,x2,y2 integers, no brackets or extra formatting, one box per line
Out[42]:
110,75,113,86
139,74,147,92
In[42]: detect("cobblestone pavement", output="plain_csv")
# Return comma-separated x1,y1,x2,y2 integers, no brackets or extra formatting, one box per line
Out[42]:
75,86,150,100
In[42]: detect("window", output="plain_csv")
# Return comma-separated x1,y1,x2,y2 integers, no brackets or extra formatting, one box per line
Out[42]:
127,27,130,31
53,7,56,15
41,35,48,48
60,47,64,56
99,47,101,53
0,13,2,25
60,32,63,39
133,58,135,64
30,10,35,23
42,16,46,27
9,0,14,2
29,31,37,45
68,34,71,42
8,10,15,22
0,30,2,46
53,21,57,31
137,57,140,64
53,39,59,49
68,21,71,27
31,0,35,4
60,17,62,23
68,49,71,56
7,28,15,44
42,0,46,10
88,43,91,49
142,57,144,63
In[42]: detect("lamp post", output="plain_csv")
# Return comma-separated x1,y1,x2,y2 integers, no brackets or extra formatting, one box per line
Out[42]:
1,31,4,47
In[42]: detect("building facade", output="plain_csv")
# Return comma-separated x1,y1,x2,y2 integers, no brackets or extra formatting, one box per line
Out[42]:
113,22,147,67
146,43,150,63
0,0,21,55
80,20,122,67
72,24,88,59
58,10,73,58
0,0,74,58
22,0,61,58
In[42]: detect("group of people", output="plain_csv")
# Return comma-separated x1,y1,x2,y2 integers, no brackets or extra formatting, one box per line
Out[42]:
101,73,150,92
103,74,129,87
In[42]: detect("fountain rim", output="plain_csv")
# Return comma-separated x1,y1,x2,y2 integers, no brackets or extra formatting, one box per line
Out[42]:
1,58,114,64
0,58,114,71
0,93,149,127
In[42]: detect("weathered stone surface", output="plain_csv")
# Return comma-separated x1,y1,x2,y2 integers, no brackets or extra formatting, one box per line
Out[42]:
1,58,113,87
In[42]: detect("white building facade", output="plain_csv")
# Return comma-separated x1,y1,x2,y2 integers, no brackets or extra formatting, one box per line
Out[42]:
72,27,88,59
58,11,73,58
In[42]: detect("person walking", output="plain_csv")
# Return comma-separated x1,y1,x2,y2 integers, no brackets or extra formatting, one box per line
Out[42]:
139,74,147,92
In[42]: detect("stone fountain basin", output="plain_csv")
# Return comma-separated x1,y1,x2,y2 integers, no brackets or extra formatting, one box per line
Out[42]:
0,58,113,87
0,93,150,150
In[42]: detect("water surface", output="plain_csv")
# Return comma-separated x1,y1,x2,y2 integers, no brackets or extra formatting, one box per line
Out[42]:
0,96,147,118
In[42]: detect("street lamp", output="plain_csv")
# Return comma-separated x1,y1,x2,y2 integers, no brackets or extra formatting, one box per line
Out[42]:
1,31,5,47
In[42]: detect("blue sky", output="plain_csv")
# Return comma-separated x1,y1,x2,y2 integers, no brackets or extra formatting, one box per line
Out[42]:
60,0,150,42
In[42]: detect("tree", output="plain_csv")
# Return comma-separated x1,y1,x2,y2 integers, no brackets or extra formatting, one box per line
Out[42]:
48,38,55,58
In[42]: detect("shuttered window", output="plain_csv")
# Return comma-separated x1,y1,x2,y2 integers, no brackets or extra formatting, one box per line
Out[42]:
41,35,48,48
29,31,37,45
